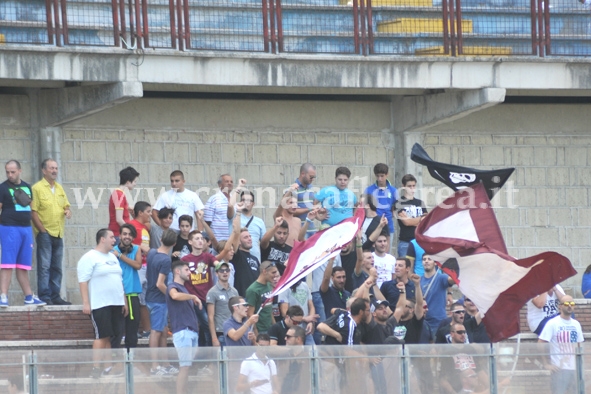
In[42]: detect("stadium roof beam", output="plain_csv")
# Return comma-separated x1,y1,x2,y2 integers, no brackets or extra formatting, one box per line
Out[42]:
37,81,143,128
390,88,506,133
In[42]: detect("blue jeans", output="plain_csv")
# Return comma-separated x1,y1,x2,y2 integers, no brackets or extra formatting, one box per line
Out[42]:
312,291,326,345
397,240,410,259
195,304,211,346
172,328,199,367
36,232,64,302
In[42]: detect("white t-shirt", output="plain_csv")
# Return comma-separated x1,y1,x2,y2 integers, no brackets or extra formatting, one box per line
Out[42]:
239,353,277,394
526,284,563,332
77,249,124,310
372,252,395,289
154,189,204,231
539,315,584,370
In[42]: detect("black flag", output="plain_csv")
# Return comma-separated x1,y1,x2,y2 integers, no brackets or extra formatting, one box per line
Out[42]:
410,143,514,200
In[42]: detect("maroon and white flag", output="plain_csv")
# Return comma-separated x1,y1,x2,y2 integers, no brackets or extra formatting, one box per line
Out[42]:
262,209,365,305
416,183,576,342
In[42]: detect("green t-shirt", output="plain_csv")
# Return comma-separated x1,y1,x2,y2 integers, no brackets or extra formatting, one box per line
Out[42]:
245,281,273,333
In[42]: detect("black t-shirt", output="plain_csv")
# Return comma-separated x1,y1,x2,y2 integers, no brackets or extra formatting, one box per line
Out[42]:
339,251,358,293
261,241,292,275
172,235,192,261
323,310,363,345
231,249,260,297
0,180,32,226
364,316,397,344
268,320,288,345
281,354,306,394
394,197,427,242
380,280,416,307
393,315,424,344
465,315,490,343
320,286,351,319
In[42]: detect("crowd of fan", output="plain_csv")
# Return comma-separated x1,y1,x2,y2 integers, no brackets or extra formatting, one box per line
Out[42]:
0,159,583,394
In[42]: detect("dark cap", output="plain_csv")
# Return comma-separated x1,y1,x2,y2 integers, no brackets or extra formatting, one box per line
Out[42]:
373,299,390,309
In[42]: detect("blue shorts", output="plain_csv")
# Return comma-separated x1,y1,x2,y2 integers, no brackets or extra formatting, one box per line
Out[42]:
0,225,33,270
147,302,168,332
172,328,198,367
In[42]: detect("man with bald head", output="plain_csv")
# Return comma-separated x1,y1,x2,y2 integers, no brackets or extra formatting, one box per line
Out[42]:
0,160,45,306
31,158,72,305
539,295,584,394
439,323,489,394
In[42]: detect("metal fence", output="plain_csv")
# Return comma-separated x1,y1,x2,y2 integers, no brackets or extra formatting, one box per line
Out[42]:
1,0,590,55
1,342,590,394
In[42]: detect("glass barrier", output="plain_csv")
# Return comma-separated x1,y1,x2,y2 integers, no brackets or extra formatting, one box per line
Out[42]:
316,344,403,394
0,350,31,394
406,343,491,394
225,345,312,394
34,348,127,394
494,341,583,394
0,341,588,393
130,347,221,394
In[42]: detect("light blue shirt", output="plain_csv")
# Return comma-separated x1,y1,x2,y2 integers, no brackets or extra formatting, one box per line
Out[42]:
315,186,357,227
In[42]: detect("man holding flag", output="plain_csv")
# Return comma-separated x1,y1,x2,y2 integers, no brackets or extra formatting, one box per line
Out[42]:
246,261,280,335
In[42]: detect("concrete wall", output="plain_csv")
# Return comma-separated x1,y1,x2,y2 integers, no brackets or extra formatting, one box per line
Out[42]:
0,94,589,301
59,97,394,303
424,103,591,296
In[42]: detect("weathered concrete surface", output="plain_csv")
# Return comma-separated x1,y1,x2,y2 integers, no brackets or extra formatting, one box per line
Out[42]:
38,82,143,127
391,88,506,132
1,47,591,95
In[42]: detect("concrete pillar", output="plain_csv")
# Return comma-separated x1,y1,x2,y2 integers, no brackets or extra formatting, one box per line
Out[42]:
391,88,506,133
393,131,424,190
391,88,506,189
38,81,143,128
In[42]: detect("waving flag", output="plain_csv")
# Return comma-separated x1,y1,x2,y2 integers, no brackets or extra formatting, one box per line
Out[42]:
411,143,514,200
415,183,576,342
262,209,365,306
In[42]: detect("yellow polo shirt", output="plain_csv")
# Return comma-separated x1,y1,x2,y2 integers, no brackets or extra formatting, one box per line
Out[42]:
31,178,70,238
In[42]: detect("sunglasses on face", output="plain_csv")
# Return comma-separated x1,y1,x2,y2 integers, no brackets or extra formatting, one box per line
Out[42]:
217,269,231,273
562,301,576,307
453,310,465,314
453,330,467,335
232,302,249,307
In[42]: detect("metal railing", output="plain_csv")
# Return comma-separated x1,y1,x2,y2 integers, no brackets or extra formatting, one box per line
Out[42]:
1,342,590,394
1,0,590,56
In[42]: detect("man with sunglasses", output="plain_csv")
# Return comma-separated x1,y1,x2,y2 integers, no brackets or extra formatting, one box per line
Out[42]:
439,323,489,394
206,262,239,347
435,302,470,344
539,296,584,394
224,296,259,346
268,305,305,346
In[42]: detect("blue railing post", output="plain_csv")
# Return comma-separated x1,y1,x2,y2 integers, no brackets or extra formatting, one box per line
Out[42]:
576,343,584,394
220,348,228,394
401,346,410,394
489,343,498,394
125,350,134,394
28,352,38,394
311,346,319,394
